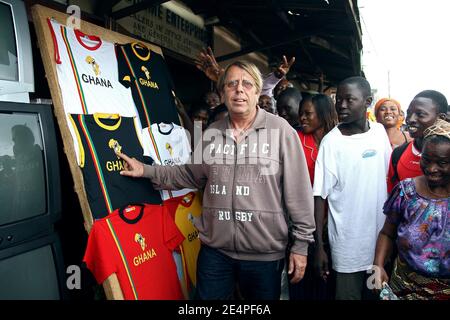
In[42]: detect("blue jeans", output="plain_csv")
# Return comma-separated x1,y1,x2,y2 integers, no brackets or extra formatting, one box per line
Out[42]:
195,245,284,300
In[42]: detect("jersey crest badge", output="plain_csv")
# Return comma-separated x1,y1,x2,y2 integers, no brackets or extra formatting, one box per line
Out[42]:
108,139,122,156
134,233,147,251
85,56,100,76
166,142,173,156
141,66,150,80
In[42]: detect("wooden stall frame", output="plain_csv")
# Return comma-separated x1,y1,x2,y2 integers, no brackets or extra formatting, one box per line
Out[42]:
31,4,164,300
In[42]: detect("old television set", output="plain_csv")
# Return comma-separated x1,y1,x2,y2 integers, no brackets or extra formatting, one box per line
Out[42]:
0,101,61,250
0,0,34,103
0,233,67,299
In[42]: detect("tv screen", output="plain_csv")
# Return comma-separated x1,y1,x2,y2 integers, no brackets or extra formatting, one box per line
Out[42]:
0,101,61,249
0,233,66,299
0,1,18,82
0,0,34,102
0,111,46,224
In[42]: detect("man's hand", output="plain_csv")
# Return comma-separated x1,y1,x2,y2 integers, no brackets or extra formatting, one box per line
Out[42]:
116,152,144,178
275,55,296,78
313,245,330,281
194,47,224,83
288,252,307,284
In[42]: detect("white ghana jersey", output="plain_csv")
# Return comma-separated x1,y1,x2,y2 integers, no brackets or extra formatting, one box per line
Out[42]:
143,122,194,200
48,19,137,116
48,19,139,163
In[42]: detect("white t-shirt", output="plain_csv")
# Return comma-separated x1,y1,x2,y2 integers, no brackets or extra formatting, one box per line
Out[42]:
49,19,137,116
313,122,392,273
143,122,194,200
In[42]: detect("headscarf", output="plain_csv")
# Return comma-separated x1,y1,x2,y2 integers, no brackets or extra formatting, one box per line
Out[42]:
424,118,450,140
374,98,403,128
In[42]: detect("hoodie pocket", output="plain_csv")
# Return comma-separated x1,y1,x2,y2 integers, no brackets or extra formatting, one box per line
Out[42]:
236,211,288,253
193,208,236,250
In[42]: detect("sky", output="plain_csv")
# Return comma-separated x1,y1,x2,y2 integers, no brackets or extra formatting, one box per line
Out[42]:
359,0,450,111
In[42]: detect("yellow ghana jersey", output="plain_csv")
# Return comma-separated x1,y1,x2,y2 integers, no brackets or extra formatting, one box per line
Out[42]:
69,113,161,219
174,192,202,287
142,122,194,200
115,42,180,128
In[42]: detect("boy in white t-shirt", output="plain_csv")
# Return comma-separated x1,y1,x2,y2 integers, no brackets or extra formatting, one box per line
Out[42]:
313,76,392,300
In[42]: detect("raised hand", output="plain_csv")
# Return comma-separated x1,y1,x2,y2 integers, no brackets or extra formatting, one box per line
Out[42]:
276,55,296,78
194,46,224,83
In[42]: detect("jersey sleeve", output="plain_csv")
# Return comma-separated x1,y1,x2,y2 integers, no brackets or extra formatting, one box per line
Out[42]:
157,52,175,91
47,18,61,64
387,154,397,194
141,127,161,164
313,140,338,199
162,206,185,251
67,114,85,167
115,44,133,88
83,220,117,284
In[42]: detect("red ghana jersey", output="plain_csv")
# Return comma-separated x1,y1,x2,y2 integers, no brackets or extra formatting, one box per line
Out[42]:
83,204,184,300
387,142,422,193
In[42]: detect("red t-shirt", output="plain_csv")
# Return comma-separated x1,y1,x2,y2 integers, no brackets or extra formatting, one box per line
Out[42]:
83,204,184,300
297,131,318,186
387,142,422,193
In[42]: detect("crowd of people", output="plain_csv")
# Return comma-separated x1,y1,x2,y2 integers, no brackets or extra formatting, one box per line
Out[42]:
118,48,449,300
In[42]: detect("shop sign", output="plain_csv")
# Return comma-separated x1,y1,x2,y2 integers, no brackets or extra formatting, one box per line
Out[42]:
115,1,208,59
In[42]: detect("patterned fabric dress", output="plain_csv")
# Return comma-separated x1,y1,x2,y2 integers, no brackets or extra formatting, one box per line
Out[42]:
383,178,450,300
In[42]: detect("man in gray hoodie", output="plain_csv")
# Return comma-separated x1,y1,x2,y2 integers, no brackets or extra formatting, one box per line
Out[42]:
117,60,315,300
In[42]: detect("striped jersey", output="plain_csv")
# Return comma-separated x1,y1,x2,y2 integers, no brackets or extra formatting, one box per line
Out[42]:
116,42,180,128
69,113,161,219
48,19,136,116
143,122,193,200
83,204,184,300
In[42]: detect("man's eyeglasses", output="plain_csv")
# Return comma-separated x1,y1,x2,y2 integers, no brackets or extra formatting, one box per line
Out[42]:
225,79,254,90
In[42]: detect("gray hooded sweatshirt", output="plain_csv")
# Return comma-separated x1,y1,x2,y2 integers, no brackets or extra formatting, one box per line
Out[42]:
143,108,315,261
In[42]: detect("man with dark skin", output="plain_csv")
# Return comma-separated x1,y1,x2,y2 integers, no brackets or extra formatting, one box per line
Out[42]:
258,94,275,114
387,90,448,193
313,77,391,300
276,87,302,129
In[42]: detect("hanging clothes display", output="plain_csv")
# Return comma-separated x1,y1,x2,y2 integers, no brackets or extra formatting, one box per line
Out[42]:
48,18,137,117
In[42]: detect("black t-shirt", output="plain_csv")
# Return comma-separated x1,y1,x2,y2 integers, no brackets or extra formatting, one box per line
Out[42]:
115,42,180,128
69,113,162,219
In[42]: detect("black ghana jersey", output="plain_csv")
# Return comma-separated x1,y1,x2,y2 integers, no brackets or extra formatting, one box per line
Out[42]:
69,113,162,219
115,42,180,128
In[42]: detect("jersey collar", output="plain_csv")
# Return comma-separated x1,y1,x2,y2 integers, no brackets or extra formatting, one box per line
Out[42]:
74,29,102,51
132,42,150,61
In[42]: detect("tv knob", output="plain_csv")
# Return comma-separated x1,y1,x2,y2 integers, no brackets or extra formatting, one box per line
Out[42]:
7,235,13,242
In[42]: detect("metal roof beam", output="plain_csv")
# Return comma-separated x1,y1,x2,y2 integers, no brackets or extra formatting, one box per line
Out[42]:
344,0,362,50
216,33,306,62
309,36,349,59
